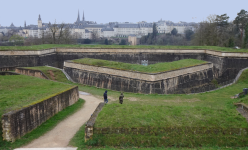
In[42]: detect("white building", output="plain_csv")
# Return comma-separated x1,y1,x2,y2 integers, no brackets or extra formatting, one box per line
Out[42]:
1,13,197,40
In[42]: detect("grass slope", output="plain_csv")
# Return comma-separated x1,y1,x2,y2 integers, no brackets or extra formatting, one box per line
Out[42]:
24,66,70,83
72,58,207,73
0,98,85,150
70,124,248,150
0,75,73,118
71,70,248,147
0,44,248,52
18,66,248,148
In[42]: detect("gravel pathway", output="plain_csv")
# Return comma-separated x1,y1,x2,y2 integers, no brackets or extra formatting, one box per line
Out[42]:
15,92,102,149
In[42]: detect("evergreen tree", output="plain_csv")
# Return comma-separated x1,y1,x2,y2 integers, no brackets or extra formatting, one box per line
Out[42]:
184,29,194,41
119,39,126,45
104,39,109,45
152,23,158,38
234,9,248,46
243,23,248,48
171,28,178,36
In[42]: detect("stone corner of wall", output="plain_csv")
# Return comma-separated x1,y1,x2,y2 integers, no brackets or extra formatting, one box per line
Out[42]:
85,102,105,141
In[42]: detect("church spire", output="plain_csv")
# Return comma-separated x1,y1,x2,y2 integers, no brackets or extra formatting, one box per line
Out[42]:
83,11,85,21
24,21,26,28
38,14,41,21
77,10,80,22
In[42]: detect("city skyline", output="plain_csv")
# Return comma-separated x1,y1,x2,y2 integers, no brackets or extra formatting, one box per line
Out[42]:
1,0,247,27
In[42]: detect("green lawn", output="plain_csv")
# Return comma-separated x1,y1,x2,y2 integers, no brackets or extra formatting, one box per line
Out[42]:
16,66,248,148
0,75,74,117
72,58,207,73
24,66,70,83
76,69,248,147
0,44,248,52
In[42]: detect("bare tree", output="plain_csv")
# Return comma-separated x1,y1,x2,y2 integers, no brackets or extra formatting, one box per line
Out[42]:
91,30,98,42
48,21,59,44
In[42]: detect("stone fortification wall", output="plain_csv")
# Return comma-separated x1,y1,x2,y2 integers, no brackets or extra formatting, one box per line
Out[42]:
0,72,20,75
64,61,213,82
57,51,205,68
85,102,105,141
0,52,57,68
64,66,213,94
1,48,248,82
0,49,55,55
1,86,79,142
15,68,49,79
0,67,16,72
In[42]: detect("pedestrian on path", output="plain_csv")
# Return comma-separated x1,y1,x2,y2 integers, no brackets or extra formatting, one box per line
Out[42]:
103,90,108,104
119,92,124,104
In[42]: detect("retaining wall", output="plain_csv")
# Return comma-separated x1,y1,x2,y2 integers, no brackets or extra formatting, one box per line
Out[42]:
85,102,105,142
15,68,49,79
64,64,213,94
1,48,248,82
1,86,79,142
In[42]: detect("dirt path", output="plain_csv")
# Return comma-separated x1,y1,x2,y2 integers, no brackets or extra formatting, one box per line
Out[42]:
22,92,103,148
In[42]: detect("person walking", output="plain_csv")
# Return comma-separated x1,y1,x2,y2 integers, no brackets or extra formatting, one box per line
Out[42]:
103,90,108,104
119,92,124,104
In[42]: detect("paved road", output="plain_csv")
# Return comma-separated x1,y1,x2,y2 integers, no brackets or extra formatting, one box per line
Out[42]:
15,92,102,149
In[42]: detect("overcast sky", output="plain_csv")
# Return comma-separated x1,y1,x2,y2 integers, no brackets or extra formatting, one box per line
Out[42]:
1,0,248,27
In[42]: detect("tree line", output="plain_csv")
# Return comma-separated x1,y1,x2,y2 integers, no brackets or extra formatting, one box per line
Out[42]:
140,9,248,48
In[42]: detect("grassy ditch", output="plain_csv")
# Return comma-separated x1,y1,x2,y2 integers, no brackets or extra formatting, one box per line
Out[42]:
0,44,248,52
72,58,207,73
75,69,248,147
0,98,85,150
23,66,70,83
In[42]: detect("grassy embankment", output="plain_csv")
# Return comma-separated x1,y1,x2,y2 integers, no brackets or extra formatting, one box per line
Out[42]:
72,70,248,148
0,75,73,116
0,44,248,52
0,74,85,149
72,58,207,73
24,66,70,83
20,66,248,148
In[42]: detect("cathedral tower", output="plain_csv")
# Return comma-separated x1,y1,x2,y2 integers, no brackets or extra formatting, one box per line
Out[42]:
38,14,42,28
82,11,85,21
77,10,80,22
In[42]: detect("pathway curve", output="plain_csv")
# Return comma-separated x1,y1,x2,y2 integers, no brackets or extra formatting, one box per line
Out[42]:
20,92,102,148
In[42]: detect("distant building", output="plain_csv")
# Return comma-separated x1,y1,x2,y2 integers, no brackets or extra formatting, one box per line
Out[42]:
0,12,197,40
128,35,137,45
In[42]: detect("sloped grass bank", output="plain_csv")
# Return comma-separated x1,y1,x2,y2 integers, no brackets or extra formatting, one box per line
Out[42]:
0,44,248,52
24,66,70,83
70,125,248,150
0,98,85,150
0,75,73,117
82,70,248,147
72,58,207,73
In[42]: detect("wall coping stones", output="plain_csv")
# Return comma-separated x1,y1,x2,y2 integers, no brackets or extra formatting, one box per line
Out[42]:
0,48,55,55
64,61,213,81
0,48,247,58
85,102,105,141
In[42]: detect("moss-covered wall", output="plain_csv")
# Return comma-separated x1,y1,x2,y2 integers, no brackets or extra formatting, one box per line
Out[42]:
1,86,79,142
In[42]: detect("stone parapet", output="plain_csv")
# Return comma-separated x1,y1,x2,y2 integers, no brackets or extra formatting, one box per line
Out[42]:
64,61,213,82
1,86,79,142
85,102,105,142
0,49,55,55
